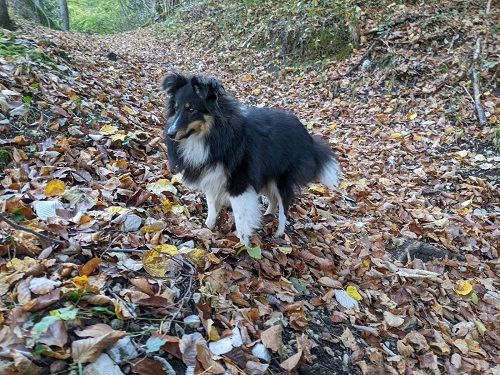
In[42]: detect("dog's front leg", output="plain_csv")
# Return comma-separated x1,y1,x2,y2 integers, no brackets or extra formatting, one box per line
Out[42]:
205,191,221,230
229,188,260,246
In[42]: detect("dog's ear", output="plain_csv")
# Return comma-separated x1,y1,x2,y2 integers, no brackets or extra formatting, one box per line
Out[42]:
161,73,187,95
191,76,224,103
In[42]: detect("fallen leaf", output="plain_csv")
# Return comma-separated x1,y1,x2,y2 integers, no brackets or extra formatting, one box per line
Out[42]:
72,330,126,363
44,180,66,196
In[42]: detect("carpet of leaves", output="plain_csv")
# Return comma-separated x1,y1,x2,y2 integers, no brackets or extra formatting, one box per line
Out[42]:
0,1,499,374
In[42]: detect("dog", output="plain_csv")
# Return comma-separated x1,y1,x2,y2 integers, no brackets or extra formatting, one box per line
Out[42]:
162,73,341,246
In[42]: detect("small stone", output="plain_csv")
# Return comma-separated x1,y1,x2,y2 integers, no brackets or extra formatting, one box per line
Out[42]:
110,319,124,330
68,126,85,137
107,337,139,363
252,343,271,362
83,354,124,375
123,214,142,232
183,315,201,329
192,292,202,304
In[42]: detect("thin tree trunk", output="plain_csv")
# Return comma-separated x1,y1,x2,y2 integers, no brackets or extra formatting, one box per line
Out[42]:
59,0,69,30
0,0,14,30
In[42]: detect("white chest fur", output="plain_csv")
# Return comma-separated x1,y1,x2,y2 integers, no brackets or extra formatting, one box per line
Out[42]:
178,134,210,169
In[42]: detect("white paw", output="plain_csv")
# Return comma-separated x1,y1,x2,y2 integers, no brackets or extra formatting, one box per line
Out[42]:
274,229,285,238
240,234,251,247
264,207,274,215
205,216,216,230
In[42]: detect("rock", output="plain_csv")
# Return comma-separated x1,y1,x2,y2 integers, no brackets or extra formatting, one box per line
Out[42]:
183,315,201,329
111,319,124,330
192,292,202,304
68,126,85,137
251,343,271,362
123,214,142,232
83,353,124,375
107,337,139,363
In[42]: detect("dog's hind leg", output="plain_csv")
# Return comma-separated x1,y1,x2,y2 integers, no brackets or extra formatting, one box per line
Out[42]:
263,180,279,215
229,187,260,246
274,193,286,237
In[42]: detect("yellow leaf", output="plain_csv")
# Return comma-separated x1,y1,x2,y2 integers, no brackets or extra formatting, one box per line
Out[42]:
162,199,172,213
171,174,182,185
184,248,207,268
142,245,179,277
105,206,128,215
434,217,449,227
407,111,417,120
346,285,363,301
454,280,473,296
277,247,293,254
390,132,403,140
146,179,177,195
110,130,128,141
329,123,337,130
113,160,128,169
413,134,423,141
339,180,351,190
362,259,371,268
140,222,165,234
73,275,88,288
123,105,135,115
375,113,389,122
154,244,178,255
99,125,119,135
252,88,262,95
207,319,220,341
45,179,66,196
309,184,326,195
171,204,185,214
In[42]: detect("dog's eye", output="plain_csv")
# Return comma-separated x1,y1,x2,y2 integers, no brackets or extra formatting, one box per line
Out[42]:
187,107,196,113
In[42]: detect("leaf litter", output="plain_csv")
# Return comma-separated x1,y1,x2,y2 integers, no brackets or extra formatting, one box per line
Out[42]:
0,1,499,374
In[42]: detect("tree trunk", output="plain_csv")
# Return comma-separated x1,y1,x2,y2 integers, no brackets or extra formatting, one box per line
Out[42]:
59,0,69,30
0,0,14,30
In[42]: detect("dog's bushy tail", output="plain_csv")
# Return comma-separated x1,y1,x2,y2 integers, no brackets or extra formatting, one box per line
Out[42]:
313,137,341,189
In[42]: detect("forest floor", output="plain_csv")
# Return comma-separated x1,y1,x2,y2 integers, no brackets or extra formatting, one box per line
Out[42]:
0,1,499,374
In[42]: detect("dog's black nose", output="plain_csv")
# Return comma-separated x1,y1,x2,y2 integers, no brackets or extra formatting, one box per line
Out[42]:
166,129,177,139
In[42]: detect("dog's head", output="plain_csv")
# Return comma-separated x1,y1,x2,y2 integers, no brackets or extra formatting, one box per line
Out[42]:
161,73,225,141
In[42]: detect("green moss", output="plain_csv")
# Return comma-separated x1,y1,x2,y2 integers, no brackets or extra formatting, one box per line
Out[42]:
0,149,11,171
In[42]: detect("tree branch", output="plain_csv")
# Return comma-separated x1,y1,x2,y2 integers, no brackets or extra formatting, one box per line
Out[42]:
471,37,487,127
0,212,66,245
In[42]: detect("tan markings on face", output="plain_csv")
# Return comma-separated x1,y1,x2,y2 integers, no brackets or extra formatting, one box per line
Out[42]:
174,115,214,140
184,102,191,109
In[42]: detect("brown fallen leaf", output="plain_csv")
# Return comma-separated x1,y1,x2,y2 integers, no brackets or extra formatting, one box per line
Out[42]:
197,344,225,374
23,288,62,312
39,320,68,347
260,324,282,352
280,350,303,371
72,330,127,363
78,258,102,276
131,358,168,375
75,323,115,338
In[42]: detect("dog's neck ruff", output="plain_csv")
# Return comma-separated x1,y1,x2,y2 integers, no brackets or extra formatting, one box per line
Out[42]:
178,132,210,169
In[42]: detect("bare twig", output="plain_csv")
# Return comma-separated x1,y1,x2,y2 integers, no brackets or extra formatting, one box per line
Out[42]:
471,37,487,127
330,41,378,81
382,260,443,283
394,240,465,263
363,13,431,36
0,212,66,245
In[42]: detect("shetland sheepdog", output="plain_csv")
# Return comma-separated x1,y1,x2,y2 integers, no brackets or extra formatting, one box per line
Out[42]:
162,73,340,246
